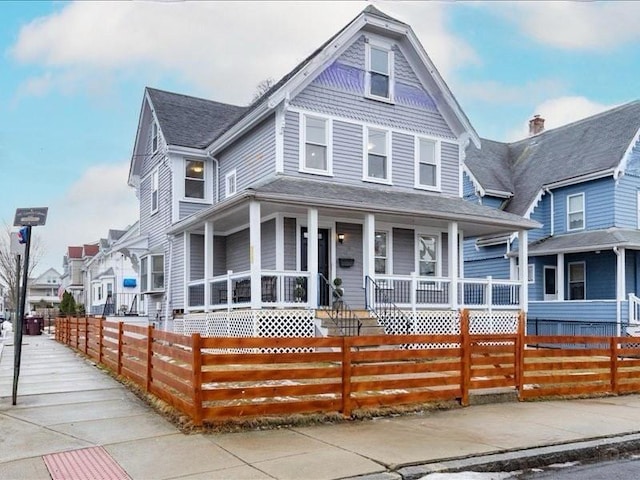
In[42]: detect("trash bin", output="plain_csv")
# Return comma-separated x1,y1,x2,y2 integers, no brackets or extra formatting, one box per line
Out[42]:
23,317,42,335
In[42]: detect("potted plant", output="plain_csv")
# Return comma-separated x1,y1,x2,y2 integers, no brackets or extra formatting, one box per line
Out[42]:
332,277,344,299
294,277,306,302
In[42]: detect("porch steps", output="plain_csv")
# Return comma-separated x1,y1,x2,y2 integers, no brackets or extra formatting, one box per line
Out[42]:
316,309,385,337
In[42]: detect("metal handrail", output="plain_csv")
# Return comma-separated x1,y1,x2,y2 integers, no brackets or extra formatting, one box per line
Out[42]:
317,274,361,336
365,275,412,335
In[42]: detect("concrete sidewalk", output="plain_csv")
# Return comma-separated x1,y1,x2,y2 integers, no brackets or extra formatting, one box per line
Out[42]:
3,335,640,480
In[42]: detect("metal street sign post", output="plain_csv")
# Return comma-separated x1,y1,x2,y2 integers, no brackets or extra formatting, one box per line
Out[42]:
12,207,48,405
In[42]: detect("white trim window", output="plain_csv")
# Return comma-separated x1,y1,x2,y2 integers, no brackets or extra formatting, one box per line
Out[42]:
185,160,205,200
364,127,391,183
301,114,332,175
225,169,237,198
516,264,536,284
366,43,394,101
415,137,440,190
151,121,159,153
417,234,439,277
151,169,159,214
141,254,165,292
568,261,585,300
374,231,389,274
567,193,585,231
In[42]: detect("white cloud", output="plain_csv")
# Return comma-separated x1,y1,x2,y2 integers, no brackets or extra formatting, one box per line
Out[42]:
495,2,640,51
9,1,474,103
505,96,617,141
35,162,137,275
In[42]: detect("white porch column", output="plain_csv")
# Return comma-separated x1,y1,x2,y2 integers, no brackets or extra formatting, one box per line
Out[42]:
616,247,626,301
363,213,376,283
307,208,319,308
249,201,262,309
448,221,459,310
518,230,529,312
204,221,214,312
183,232,190,311
557,253,565,300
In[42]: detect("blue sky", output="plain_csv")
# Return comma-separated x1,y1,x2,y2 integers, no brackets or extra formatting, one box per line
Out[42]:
1,1,640,276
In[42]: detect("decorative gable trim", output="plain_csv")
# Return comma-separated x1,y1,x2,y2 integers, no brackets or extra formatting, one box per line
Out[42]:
523,189,544,220
462,164,485,198
614,125,640,180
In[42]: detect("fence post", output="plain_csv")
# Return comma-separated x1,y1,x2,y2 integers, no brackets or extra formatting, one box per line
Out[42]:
75,317,80,350
341,336,352,418
146,325,154,392
460,309,470,406
117,322,123,376
98,317,104,365
84,316,89,355
610,337,619,395
516,311,526,399
191,333,203,427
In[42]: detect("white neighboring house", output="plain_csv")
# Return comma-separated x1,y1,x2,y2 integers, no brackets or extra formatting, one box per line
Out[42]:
85,223,143,317
0,284,6,320
26,268,62,315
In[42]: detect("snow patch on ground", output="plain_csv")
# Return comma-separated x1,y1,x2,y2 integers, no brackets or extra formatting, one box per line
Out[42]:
547,461,581,468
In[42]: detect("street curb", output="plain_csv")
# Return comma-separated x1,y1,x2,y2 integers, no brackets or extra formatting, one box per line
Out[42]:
348,432,640,480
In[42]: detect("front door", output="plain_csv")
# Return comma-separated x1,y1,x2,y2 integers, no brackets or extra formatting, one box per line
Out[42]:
301,227,330,306
544,266,557,301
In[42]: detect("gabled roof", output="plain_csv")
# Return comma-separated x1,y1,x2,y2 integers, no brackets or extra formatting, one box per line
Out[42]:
466,101,640,217
67,246,83,259
83,244,99,257
146,88,247,150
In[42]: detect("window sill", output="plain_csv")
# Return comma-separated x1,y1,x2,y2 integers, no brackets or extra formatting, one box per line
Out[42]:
181,197,211,204
364,94,395,105
363,177,392,186
414,184,441,193
299,168,333,177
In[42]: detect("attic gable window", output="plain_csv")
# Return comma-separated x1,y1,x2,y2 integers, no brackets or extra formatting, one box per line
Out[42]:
225,169,237,198
366,42,394,101
185,160,205,199
151,121,159,153
151,169,159,214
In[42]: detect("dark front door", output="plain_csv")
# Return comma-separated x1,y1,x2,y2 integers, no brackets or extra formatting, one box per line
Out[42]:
301,227,330,306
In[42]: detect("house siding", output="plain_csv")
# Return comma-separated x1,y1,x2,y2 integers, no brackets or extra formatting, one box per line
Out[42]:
213,236,227,276
261,219,276,270
217,116,276,198
465,256,511,280
441,142,460,197
462,171,480,203
226,228,250,272
615,172,640,229
566,251,616,300
552,178,614,235
179,202,208,220
336,222,364,308
284,217,297,270
170,233,184,309
529,194,551,242
392,228,414,275
189,234,204,281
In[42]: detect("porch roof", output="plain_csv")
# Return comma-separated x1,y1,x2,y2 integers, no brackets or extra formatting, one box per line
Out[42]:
522,228,640,256
167,176,539,237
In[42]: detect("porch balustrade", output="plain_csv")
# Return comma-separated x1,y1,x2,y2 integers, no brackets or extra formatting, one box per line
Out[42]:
458,276,521,309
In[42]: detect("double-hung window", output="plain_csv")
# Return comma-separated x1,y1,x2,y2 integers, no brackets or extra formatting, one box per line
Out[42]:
417,234,438,276
365,128,390,182
185,160,205,199
302,115,331,174
225,169,237,198
151,169,159,214
366,44,393,101
415,137,440,190
141,255,165,292
568,262,585,300
374,231,388,274
567,193,584,231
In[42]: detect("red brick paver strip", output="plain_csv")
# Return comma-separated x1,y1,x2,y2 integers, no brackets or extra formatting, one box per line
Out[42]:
43,446,131,480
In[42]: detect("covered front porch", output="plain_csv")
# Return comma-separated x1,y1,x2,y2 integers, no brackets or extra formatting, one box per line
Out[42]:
171,177,536,317
525,228,640,336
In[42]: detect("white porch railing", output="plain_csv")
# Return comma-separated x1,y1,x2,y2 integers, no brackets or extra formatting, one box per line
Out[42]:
458,276,521,310
187,270,311,312
629,293,640,324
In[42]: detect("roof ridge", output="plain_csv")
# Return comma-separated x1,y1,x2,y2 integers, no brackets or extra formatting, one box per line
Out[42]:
146,86,244,110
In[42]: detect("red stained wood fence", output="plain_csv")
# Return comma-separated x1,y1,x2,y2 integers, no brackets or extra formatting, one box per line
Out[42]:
55,312,640,426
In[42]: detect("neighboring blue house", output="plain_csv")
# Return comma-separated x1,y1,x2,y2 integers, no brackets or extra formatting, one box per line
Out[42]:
464,102,640,336
125,6,537,336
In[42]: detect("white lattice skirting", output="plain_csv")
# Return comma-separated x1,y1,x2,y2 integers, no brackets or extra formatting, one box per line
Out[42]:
181,310,315,338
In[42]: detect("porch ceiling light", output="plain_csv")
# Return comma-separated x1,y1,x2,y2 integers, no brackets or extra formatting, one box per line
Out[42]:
338,233,345,244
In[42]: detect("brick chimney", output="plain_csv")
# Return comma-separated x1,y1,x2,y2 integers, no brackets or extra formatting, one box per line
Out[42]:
529,114,545,136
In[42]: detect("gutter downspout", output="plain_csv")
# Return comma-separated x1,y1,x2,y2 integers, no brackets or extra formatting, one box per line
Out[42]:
545,188,554,236
614,246,623,337
207,152,220,204
164,235,173,331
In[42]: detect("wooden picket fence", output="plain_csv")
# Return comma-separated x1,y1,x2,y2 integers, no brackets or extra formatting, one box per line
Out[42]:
55,312,640,426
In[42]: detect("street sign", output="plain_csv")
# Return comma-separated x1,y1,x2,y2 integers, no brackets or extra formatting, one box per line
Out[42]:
13,207,48,227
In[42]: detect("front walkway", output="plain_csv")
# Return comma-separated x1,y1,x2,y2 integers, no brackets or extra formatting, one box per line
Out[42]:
4,334,640,479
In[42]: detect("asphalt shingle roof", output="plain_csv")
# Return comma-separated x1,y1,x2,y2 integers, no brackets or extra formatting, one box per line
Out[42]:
525,228,640,256
466,101,640,216
146,88,247,149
